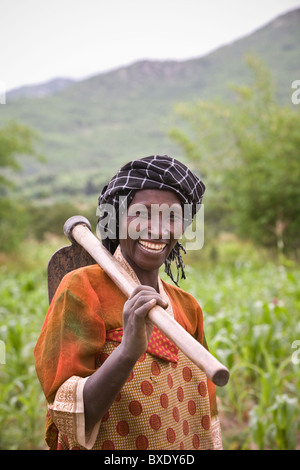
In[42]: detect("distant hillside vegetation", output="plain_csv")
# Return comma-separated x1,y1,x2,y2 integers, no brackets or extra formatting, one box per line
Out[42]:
0,8,299,202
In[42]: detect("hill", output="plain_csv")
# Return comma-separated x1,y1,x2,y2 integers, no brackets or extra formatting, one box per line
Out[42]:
7,78,75,100
0,8,299,202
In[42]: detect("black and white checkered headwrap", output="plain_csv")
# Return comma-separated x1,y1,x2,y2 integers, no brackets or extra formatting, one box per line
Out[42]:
97,155,205,284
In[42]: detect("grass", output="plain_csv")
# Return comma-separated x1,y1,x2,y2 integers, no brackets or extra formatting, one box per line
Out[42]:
0,266,48,449
180,260,300,449
0,236,299,449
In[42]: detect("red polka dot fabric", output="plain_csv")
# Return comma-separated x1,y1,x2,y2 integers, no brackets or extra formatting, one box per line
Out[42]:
57,341,222,450
106,326,179,363
46,247,222,451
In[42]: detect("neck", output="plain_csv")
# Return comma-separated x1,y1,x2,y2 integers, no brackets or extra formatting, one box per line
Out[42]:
122,252,159,291
136,268,160,291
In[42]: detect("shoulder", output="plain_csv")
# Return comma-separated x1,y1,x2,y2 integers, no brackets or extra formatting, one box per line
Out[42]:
53,264,121,305
49,263,125,332
60,264,110,288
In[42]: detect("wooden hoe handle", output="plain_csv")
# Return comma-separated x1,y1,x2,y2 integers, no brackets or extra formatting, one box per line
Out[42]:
64,216,230,387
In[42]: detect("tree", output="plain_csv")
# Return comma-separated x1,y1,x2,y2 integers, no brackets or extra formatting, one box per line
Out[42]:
0,121,43,187
170,55,300,256
0,121,43,252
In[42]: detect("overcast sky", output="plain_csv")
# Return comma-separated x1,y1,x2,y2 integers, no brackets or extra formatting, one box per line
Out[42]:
1,0,300,91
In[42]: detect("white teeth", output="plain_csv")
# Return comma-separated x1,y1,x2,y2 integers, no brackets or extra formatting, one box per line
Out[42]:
138,240,167,253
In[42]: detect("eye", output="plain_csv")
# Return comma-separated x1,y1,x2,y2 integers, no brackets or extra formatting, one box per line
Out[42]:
167,212,182,224
171,213,182,221
136,210,149,219
128,203,149,219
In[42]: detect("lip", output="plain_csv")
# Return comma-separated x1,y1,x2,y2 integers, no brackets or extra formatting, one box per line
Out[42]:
138,240,168,254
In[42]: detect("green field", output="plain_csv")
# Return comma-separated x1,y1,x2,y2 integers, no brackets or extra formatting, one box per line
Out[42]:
0,237,299,450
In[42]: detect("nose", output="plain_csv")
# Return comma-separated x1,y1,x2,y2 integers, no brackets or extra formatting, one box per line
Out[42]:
148,213,170,240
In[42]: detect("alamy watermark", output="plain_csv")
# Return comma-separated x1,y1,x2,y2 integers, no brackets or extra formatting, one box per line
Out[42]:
0,81,6,104
291,80,300,105
0,340,5,364
291,340,300,365
96,198,204,251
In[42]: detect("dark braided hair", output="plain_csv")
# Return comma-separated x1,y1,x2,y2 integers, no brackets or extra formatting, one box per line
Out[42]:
164,242,187,287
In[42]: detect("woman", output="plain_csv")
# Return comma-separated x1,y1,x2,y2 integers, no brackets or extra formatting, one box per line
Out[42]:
35,155,223,450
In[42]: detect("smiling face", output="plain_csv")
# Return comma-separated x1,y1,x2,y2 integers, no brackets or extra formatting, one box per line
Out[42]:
119,189,183,286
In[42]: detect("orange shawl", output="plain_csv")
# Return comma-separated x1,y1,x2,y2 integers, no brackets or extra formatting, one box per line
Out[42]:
34,264,217,448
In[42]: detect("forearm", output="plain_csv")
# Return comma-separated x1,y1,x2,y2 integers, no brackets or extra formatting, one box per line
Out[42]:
83,342,137,435
83,287,166,437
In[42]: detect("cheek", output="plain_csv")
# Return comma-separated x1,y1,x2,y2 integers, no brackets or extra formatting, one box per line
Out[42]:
121,216,149,239
172,220,184,240
167,240,179,257
119,238,138,265
167,217,184,243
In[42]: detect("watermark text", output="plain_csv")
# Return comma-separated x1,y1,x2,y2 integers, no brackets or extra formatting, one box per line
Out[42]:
291,80,300,105
292,340,300,365
96,199,204,251
0,81,6,104
0,340,6,364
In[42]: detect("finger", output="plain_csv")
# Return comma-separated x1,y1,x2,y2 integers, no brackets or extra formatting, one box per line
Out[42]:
127,285,168,309
129,285,157,299
134,298,157,319
125,286,153,307
132,293,168,311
